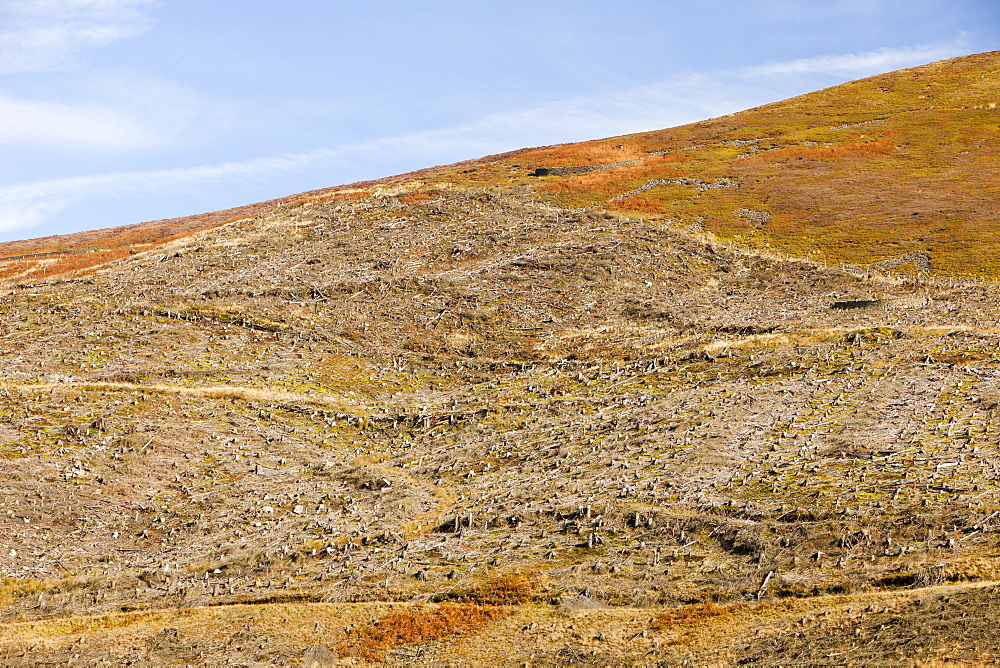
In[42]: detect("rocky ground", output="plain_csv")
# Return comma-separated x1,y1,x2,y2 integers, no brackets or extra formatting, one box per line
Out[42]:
0,189,998,665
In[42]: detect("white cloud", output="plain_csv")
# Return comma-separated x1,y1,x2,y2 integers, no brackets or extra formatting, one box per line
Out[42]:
0,93,153,148
0,63,230,149
0,0,155,74
0,70,228,149
0,2,183,151
740,40,970,77
0,151,329,234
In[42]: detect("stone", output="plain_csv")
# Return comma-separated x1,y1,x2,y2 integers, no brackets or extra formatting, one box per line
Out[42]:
302,644,338,667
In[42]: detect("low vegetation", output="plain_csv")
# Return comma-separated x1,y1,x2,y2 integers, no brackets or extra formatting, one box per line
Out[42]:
336,604,510,662
0,51,998,665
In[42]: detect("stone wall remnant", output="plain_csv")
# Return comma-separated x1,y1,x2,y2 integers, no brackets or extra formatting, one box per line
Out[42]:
830,296,930,310
533,158,643,177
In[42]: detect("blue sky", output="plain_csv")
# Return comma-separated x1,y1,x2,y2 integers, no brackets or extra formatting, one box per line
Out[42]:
0,0,997,242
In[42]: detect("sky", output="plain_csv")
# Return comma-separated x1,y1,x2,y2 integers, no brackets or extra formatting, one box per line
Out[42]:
0,0,997,242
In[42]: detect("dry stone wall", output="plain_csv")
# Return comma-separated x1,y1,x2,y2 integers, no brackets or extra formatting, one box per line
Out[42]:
874,250,932,272
736,208,770,225
606,177,738,204
533,158,643,177
830,296,931,310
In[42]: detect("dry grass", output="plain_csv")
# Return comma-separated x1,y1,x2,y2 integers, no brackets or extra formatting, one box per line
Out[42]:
525,140,649,167
400,192,434,205
0,52,998,667
766,134,897,160
536,155,686,196
434,575,538,605
335,604,509,662
0,380,352,411
650,601,748,630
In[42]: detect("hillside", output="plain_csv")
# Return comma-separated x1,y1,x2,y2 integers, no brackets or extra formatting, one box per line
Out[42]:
0,52,999,665
5,51,998,287
455,50,1000,278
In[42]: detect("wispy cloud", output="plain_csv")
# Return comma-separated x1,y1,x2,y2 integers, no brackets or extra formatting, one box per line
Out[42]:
0,69,229,149
0,2,187,151
0,41,976,238
400,42,973,148
740,40,970,77
0,92,153,149
0,151,324,234
0,0,155,74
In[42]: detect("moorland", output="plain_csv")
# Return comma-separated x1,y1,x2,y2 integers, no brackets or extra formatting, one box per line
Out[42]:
0,51,998,665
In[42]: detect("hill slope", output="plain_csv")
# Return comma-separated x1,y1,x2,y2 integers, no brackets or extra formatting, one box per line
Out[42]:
451,50,1000,278
5,51,999,285
0,52,999,665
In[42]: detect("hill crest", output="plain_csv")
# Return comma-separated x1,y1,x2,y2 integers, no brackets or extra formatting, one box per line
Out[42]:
4,50,1000,284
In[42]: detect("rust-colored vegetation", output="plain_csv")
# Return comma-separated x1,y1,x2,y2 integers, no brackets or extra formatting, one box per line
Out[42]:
537,155,687,194
510,53,1000,277
525,140,649,167
534,155,691,209
650,602,748,630
605,195,674,214
336,604,509,662
400,192,433,205
434,575,538,605
768,134,897,161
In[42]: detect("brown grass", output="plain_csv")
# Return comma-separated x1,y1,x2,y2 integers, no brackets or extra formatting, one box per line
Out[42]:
335,603,509,662
605,196,673,214
769,134,897,161
435,575,538,605
650,602,748,630
537,157,686,196
36,249,132,278
400,192,433,205
525,140,649,167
